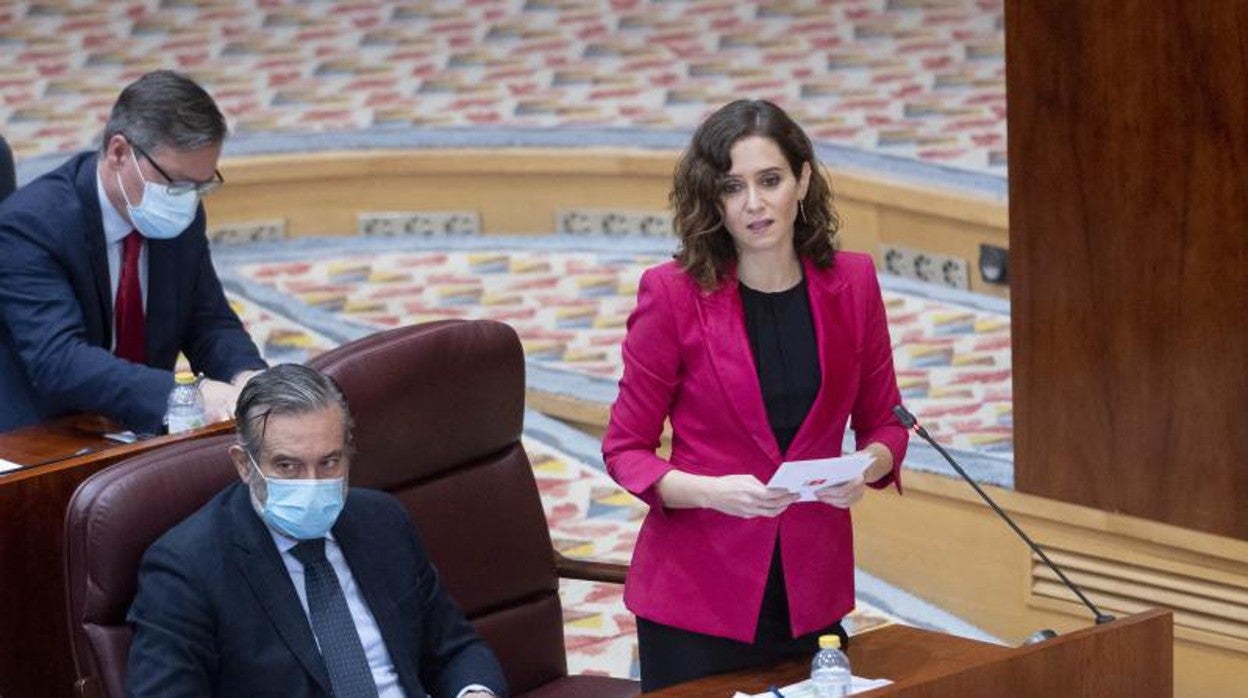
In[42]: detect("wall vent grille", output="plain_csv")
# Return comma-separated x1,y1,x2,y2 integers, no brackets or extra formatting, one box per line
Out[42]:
1030,546,1248,650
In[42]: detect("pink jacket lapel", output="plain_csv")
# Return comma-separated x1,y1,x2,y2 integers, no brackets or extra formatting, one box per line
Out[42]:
787,257,853,458
694,272,781,463
694,258,856,463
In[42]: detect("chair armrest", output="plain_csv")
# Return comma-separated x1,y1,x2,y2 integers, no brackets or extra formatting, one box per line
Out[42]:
553,549,628,585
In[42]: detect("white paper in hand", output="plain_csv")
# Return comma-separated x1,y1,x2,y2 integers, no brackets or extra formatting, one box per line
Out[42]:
766,452,875,502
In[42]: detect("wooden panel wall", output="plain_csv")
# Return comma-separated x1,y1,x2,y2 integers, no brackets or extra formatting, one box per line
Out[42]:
1007,1,1248,539
854,469,1248,697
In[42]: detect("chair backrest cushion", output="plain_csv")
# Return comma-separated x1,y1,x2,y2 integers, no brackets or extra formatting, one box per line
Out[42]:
64,434,238,698
310,319,567,692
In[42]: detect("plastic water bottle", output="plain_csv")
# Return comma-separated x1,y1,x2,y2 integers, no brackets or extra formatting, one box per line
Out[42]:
165,371,206,434
811,633,852,698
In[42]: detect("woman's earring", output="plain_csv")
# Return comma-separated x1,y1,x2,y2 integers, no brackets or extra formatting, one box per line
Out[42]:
798,199,809,225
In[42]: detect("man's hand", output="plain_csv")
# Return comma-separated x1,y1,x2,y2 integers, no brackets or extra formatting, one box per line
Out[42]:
230,369,262,389
198,378,242,422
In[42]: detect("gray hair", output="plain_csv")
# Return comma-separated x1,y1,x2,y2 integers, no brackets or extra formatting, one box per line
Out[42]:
235,364,354,457
100,70,227,154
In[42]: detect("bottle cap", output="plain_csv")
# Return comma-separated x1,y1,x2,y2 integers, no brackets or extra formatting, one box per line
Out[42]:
818,634,841,650
174,371,196,385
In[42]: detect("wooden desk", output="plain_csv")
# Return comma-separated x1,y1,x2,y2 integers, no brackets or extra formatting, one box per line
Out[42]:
645,610,1172,697
0,417,233,698
643,624,1011,697
0,414,134,468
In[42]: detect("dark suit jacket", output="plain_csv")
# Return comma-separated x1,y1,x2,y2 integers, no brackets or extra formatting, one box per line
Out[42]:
0,151,265,433
126,482,507,697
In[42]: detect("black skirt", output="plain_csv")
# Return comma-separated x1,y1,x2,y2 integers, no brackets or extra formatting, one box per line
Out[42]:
636,541,849,692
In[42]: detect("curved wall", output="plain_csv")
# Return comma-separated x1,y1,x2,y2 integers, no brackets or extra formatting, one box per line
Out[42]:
205,148,1010,296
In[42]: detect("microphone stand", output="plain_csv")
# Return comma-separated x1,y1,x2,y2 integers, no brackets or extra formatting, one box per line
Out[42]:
892,405,1116,626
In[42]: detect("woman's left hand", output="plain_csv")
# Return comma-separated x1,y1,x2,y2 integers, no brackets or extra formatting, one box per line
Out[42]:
814,476,866,509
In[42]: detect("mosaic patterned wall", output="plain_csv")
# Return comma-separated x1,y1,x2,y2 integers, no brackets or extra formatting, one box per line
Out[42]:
1,0,1005,177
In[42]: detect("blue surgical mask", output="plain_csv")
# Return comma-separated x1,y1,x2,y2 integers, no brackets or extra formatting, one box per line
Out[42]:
117,148,199,240
248,453,346,540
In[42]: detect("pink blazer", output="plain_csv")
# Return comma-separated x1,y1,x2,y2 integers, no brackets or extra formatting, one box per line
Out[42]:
603,251,907,642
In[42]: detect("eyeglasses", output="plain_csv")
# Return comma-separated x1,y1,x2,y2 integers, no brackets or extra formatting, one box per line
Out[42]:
127,137,224,197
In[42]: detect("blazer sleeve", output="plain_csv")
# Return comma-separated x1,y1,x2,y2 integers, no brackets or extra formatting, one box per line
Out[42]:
126,538,220,698
602,266,681,509
849,262,908,491
180,229,266,382
0,209,174,432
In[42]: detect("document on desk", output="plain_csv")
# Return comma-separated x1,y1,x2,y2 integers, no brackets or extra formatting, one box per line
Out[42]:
731,675,893,697
766,452,875,502
0,458,22,474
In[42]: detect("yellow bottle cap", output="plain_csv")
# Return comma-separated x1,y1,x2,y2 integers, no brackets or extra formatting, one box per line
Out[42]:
174,371,196,385
818,634,841,650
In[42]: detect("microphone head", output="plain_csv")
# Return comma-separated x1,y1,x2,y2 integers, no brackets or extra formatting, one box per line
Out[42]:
892,404,917,428
1022,628,1058,646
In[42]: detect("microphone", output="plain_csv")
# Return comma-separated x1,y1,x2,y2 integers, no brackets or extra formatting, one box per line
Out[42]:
892,404,1115,627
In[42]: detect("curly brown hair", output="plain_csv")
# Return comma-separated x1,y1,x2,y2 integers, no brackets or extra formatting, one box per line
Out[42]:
671,99,840,291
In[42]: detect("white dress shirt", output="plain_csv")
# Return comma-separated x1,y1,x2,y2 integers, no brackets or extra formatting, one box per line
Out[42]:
95,171,147,351
266,525,493,698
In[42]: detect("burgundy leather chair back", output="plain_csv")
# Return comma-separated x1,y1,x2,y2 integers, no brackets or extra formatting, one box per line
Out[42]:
64,434,238,698
309,319,568,694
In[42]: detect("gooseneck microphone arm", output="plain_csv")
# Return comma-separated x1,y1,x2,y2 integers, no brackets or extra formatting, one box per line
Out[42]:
892,405,1115,625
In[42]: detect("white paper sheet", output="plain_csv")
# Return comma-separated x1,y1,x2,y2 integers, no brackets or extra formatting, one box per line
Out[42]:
732,675,893,697
0,458,23,473
766,453,875,502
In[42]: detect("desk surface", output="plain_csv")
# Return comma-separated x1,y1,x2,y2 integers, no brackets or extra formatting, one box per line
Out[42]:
644,610,1172,698
0,416,233,698
644,624,1012,697
0,415,232,479
0,414,132,471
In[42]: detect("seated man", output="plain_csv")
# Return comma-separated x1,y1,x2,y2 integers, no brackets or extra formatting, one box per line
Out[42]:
0,69,265,434
126,364,506,697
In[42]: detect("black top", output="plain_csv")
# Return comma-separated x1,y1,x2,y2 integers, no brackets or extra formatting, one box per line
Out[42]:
739,277,821,456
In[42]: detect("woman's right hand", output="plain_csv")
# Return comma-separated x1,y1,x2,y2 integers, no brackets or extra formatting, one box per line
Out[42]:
703,475,800,518
656,470,799,517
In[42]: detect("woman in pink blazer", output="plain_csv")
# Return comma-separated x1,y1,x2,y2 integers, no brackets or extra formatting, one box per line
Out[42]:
602,100,908,691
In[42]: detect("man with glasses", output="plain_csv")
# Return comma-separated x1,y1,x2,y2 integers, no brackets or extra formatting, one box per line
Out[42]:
0,70,266,434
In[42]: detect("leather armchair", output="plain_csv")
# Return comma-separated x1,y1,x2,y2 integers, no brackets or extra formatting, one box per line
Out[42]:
63,434,239,698
308,319,636,697
64,319,637,697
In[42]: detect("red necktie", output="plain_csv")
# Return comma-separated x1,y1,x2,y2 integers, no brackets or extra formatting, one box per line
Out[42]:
114,230,146,364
